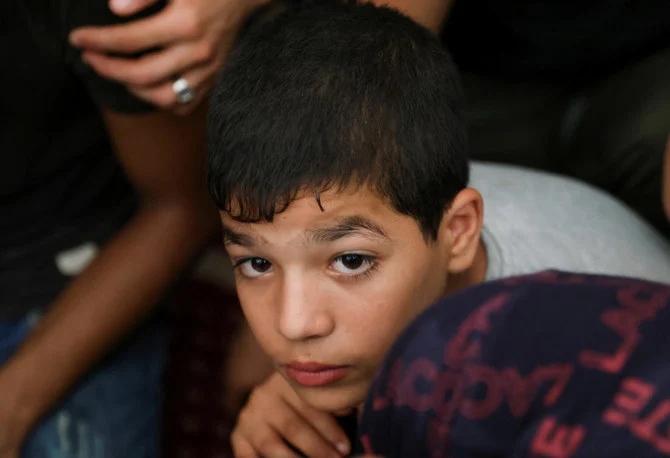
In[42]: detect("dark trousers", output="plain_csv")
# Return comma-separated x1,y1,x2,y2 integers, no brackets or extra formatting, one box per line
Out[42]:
462,47,670,237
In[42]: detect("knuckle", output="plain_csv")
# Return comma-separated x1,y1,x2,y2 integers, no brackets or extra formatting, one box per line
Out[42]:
195,42,216,63
247,386,268,405
236,406,255,427
177,12,202,39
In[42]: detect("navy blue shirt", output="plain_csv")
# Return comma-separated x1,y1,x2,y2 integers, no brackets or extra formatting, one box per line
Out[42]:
360,271,670,457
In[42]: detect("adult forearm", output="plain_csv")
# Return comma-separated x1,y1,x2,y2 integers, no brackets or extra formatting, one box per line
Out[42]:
369,0,454,33
0,201,217,428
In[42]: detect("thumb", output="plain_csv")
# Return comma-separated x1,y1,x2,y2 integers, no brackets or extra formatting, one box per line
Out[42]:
109,0,159,16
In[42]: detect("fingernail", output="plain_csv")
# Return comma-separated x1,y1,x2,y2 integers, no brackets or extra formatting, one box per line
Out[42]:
336,442,350,454
110,0,134,13
69,32,81,46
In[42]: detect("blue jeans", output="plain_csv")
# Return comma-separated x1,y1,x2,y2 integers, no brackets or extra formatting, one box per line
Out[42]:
0,312,168,458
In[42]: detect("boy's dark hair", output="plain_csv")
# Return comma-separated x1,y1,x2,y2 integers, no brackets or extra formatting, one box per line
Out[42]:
207,0,468,239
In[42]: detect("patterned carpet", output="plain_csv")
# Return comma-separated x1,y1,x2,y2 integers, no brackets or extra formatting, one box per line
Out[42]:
163,278,243,458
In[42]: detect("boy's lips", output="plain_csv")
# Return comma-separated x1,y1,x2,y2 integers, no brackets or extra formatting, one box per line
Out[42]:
283,361,352,387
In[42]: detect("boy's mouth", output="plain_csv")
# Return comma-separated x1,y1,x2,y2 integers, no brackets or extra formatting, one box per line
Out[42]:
283,361,352,387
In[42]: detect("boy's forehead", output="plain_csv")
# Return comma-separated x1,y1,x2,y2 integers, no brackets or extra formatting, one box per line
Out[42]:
223,187,392,225
219,189,407,245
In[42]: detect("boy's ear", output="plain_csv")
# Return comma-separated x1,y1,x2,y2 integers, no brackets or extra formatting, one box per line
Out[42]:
439,188,483,273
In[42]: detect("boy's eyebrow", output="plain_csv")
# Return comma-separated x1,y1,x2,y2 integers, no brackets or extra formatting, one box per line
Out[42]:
221,225,256,247
307,215,388,244
221,215,388,247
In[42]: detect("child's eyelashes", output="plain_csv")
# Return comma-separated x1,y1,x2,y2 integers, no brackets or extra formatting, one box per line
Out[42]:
230,253,379,281
233,257,273,279
330,253,378,280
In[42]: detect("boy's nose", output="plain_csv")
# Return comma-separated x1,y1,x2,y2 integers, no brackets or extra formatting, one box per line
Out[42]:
277,276,335,342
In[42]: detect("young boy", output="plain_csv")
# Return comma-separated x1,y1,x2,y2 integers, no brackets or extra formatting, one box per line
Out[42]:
360,270,670,457
206,2,670,456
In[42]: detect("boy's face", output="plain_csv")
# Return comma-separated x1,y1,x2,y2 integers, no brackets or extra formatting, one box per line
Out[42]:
220,187,481,413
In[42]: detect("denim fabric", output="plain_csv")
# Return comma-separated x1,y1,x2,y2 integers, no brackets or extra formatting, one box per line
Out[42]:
0,313,167,458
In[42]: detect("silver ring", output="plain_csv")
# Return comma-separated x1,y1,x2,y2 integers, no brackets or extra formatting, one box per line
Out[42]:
172,77,195,104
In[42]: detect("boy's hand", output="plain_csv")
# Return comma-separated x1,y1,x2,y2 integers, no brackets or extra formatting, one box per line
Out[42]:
231,372,350,458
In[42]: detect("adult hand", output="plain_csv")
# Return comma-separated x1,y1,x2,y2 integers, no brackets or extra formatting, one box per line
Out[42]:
69,0,269,114
231,371,350,458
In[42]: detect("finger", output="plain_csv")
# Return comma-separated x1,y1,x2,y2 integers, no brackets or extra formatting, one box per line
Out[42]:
230,431,261,458
129,68,214,114
109,0,159,16
81,41,213,86
233,425,301,458
267,402,343,458
285,394,351,454
69,8,190,54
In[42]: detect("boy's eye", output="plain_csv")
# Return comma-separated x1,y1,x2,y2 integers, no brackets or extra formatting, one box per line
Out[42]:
236,257,273,278
331,254,375,276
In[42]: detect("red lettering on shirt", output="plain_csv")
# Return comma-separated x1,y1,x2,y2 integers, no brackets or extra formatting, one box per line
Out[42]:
579,308,640,373
530,417,586,458
503,364,574,417
460,364,504,420
632,400,670,452
444,292,509,368
397,358,438,412
602,377,670,454
579,287,668,374
603,378,654,426
373,359,403,411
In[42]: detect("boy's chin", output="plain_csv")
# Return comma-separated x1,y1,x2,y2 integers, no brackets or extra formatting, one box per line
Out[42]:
296,385,366,415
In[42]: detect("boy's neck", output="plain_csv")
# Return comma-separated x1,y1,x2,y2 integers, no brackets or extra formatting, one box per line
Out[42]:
443,239,488,296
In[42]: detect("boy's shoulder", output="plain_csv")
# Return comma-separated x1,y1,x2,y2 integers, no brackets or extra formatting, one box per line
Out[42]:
470,162,670,283
361,271,670,457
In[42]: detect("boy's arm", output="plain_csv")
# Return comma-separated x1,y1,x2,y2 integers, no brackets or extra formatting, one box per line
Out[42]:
370,0,455,33
0,105,218,456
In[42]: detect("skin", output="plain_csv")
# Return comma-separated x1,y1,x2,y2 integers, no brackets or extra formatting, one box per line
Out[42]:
67,0,453,113
68,0,270,113
0,105,218,457
223,185,485,457
371,0,454,32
